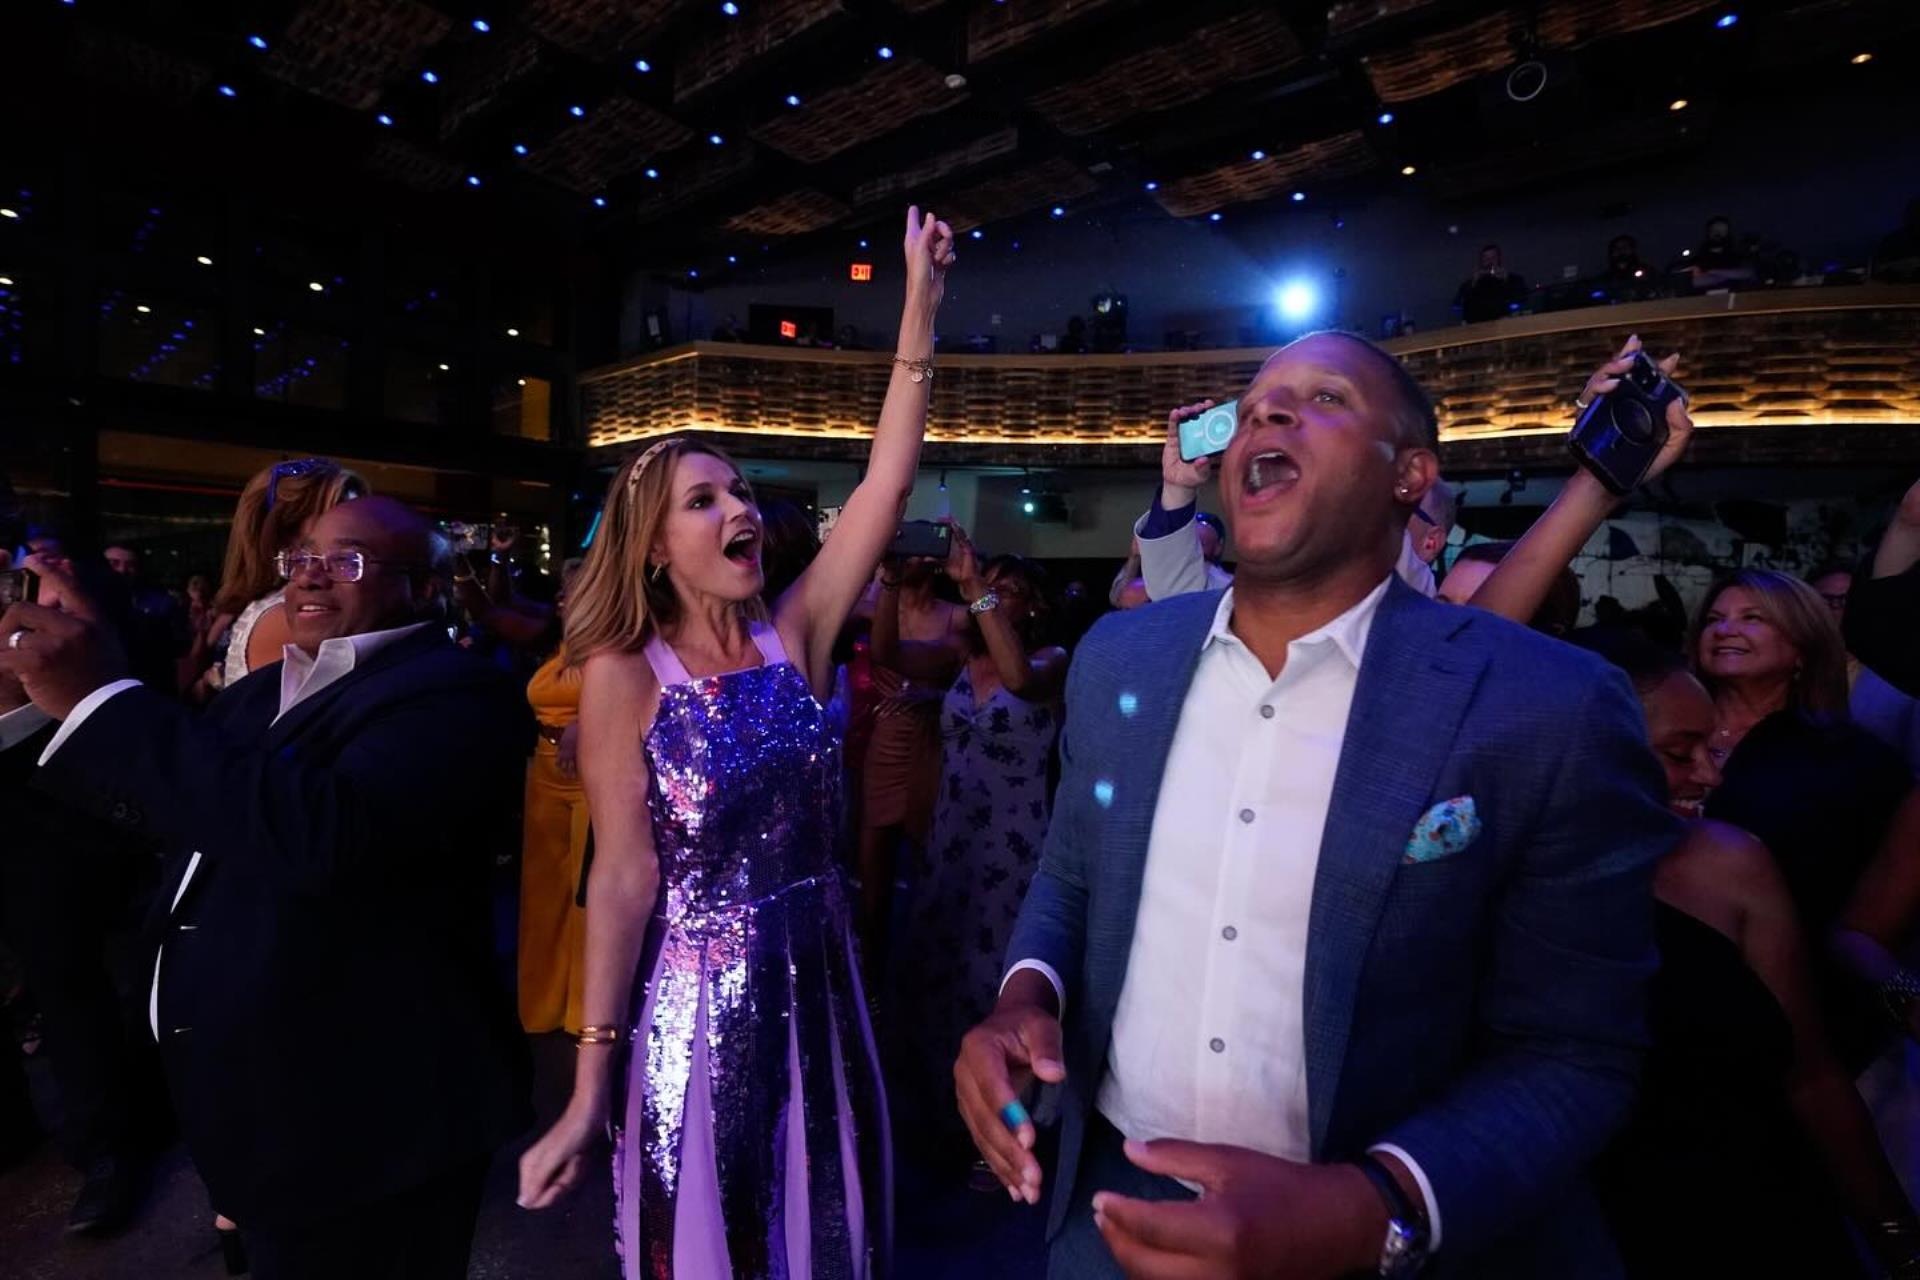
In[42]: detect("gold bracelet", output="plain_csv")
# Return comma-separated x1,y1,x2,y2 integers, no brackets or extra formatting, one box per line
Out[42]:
891,354,934,384
575,1026,624,1047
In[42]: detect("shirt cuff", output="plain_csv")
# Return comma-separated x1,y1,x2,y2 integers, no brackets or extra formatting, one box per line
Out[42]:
1138,490,1196,540
1367,1142,1442,1252
1001,959,1066,1018
37,680,143,767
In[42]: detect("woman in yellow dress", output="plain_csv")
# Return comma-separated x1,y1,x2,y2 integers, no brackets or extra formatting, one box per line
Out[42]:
519,639,589,1033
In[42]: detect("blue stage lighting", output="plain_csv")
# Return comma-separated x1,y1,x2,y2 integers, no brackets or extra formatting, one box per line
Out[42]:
1275,279,1318,322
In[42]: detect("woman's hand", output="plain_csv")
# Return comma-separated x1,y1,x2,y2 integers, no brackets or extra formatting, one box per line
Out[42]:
903,205,957,312
555,721,581,779
517,1103,604,1211
941,520,984,600
1577,334,1695,490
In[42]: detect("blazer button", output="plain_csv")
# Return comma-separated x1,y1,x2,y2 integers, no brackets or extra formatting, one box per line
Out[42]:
1238,809,1255,824
1221,926,1238,941
1260,705,1275,719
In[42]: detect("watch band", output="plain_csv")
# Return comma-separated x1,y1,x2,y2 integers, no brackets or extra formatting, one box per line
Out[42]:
1355,1154,1429,1276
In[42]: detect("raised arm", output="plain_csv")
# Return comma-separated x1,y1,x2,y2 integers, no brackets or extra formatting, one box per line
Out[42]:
782,207,955,689
945,522,1066,702
1136,401,1221,602
519,652,663,1209
1469,336,1693,625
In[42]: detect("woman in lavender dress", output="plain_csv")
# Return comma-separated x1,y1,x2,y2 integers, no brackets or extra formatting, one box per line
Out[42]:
518,208,956,1279
877,527,1067,1166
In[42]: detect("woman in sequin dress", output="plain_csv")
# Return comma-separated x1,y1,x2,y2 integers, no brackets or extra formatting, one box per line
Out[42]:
519,207,957,1280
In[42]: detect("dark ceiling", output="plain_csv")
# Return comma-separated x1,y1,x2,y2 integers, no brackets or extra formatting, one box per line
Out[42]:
6,0,1917,286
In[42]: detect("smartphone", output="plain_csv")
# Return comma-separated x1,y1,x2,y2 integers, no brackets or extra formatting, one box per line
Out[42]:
1568,353,1687,496
887,520,951,560
1177,399,1240,462
0,568,37,607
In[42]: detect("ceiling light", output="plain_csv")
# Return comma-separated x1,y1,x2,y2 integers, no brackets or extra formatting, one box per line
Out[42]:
1208,212,1222,222
1250,150,1266,161
196,255,213,265
859,238,869,248
1050,205,1065,217
877,45,894,59
513,143,528,156
688,269,700,278
376,112,394,127
248,35,268,50
517,378,527,386
645,167,660,179
1144,181,1158,192
1275,279,1318,322
569,104,585,118
1668,98,1688,111
421,69,438,84
471,18,490,33
727,254,738,264
0,209,15,219
1401,164,1417,176
217,84,237,98
709,133,724,145
466,174,482,187
308,281,325,292
635,58,652,73
253,327,266,336
785,93,801,107
1377,111,1394,124
1715,13,1738,28
721,1,740,13
135,304,152,314
438,363,451,371
0,277,12,287
1291,191,1305,203
970,229,983,240
1852,51,1873,64
592,196,606,208
506,327,520,336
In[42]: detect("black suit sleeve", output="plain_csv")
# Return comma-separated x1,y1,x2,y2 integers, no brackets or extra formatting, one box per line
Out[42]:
1846,564,1920,698
34,678,519,897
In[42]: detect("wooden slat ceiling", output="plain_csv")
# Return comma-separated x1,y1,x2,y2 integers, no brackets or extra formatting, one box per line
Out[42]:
31,0,1920,271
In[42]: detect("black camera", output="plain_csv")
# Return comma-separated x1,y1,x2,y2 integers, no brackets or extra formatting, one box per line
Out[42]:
1568,352,1687,496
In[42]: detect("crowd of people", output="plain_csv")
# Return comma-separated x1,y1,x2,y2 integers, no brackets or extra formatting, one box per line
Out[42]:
4,205,1920,1280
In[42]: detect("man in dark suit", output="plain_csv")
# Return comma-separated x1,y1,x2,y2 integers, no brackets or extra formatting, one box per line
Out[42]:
956,332,1678,1278
1,496,530,1279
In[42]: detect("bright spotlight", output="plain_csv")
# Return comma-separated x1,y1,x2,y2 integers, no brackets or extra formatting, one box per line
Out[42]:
1275,279,1318,323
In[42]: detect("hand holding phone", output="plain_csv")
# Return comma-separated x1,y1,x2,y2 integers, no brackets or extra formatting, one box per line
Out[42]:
887,520,951,561
0,568,37,608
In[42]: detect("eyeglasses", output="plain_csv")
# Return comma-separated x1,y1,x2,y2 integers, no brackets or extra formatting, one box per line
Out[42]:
265,459,326,512
275,550,420,583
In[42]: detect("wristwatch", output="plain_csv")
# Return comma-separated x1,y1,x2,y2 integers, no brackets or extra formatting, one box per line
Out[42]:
1355,1154,1430,1276
968,591,1001,616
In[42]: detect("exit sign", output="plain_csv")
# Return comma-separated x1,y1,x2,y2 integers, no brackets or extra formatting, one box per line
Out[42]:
849,262,873,282
778,319,799,339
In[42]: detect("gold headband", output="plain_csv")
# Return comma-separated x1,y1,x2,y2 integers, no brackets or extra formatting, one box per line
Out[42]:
625,439,678,491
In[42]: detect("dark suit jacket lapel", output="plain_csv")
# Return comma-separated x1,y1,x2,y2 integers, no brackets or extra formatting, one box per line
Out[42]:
265,625,445,746
1303,582,1486,1153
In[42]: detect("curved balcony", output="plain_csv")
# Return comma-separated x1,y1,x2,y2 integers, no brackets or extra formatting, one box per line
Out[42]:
582,285,1920,472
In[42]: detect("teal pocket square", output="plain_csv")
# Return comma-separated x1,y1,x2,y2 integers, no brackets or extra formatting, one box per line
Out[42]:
1404,796,1481,864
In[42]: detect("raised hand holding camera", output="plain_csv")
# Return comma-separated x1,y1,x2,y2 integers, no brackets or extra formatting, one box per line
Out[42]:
1569,333,1693,495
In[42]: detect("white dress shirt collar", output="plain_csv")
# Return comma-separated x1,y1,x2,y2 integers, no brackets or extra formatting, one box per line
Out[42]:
1204,576,1392,672
277,621,433,722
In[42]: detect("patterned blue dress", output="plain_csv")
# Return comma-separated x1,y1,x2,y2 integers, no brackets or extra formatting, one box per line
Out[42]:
895,663,1060,1138
614,623,890,1279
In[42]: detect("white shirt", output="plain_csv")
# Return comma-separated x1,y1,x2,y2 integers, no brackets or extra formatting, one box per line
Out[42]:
1007,576,1442,1244
39,622,433,1038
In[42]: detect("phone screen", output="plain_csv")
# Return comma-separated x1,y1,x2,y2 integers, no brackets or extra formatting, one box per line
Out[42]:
1176,399,1240,462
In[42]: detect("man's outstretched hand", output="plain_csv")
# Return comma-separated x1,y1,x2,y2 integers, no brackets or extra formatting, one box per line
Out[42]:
954,970,1065,1205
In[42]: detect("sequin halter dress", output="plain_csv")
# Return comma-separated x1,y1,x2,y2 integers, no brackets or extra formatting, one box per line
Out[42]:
615,621,891,1280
